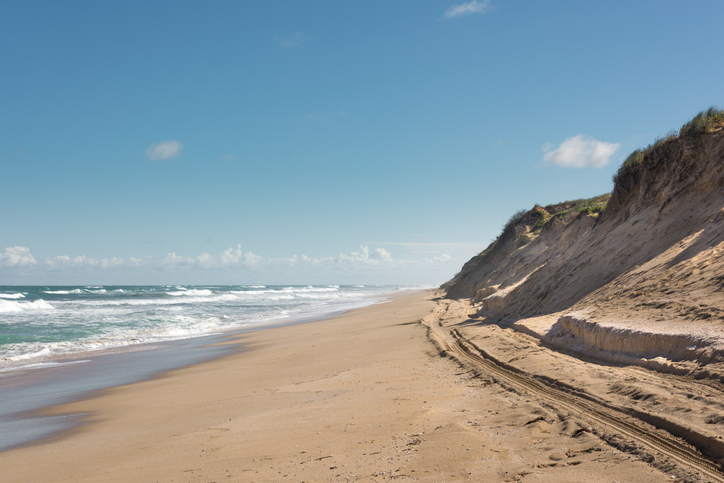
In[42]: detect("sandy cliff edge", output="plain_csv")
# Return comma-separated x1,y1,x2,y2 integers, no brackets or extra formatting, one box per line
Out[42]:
444,119,724,381
433,112,724,479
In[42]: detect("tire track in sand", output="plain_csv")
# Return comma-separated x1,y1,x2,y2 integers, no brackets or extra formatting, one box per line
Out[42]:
422,306,724,482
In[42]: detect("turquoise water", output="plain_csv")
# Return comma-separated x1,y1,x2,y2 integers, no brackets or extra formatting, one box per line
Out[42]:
0,285,420,370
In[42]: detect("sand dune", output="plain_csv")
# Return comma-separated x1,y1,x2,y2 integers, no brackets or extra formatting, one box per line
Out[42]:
438,113,724,479
445,121,724,381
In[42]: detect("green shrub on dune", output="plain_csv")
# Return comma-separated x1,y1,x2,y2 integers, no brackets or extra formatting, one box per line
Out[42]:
613,106,724,189
680,107,724,139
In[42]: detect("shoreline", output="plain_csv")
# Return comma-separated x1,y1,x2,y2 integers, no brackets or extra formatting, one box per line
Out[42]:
0,291,394,453
1,290,677,481
0,284,405,373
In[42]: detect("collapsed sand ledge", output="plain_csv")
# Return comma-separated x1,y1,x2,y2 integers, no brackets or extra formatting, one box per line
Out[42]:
468,281,724,381
549,313,724,365
511,312,724,382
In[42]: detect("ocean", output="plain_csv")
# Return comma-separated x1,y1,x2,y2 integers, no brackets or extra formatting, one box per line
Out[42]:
0,284,422,371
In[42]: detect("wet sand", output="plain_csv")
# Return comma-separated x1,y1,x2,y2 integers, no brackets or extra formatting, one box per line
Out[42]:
0,332,238,452
1,290,673,482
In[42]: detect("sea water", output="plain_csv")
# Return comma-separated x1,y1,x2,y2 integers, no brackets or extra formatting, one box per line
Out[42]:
0,284,422,370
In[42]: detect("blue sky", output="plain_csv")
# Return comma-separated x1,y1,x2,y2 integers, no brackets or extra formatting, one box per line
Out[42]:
1,0,722,285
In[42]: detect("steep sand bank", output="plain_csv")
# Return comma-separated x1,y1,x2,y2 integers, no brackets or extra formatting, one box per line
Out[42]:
444,123,724,381
433,113,724,481
0,291,677,482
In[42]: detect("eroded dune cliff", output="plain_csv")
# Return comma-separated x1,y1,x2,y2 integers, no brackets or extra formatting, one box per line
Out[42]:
443,109,724,379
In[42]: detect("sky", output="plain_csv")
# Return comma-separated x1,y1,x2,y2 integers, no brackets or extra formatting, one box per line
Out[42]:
1,0,723,285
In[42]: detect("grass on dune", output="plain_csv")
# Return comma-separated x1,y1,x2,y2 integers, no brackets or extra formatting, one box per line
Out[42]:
613,107,724,188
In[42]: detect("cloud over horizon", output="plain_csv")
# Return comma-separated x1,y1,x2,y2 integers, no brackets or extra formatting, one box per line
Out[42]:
444,0,492,18
0,244,464,285
145,140,184,161
541,135,620,168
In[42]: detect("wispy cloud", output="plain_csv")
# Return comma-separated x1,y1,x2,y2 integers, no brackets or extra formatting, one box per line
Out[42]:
277,31,309,48
303,111,348,121
541,135,620,168
45,255,98,269
145,140,183,161
0,244,457,279
444,0,492,18
219,153,234,161
367,242,480,253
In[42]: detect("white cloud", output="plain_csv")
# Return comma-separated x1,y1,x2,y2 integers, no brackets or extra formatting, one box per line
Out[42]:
220,244,243,265
197,252,213,264
242,251,263,266
337,246,393,265
158,245,261,270
369,247,393,262
444,0,492,18
426,253,452,263
277,31,309,48
541,134,620,168
220,154,234,161
99,257,127,269
145,140,184,161
45,255,98,269
163,252,196,267
0,246,37,267
127,256,152,267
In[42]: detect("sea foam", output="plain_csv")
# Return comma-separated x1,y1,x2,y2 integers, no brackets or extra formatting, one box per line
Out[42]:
0,299,54,313
0,285,413,368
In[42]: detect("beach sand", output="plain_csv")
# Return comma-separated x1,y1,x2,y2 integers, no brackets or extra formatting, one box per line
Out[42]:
1,290,672,482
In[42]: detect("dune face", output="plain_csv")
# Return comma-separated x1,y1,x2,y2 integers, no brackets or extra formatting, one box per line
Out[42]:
443,123,724,378
430,117,724,478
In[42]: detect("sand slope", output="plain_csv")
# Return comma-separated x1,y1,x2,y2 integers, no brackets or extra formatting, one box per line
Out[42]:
436,121,724,480
444,127,724,381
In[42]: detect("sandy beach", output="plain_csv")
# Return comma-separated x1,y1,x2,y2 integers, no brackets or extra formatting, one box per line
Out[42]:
1,290,688,482
4,4,724,482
